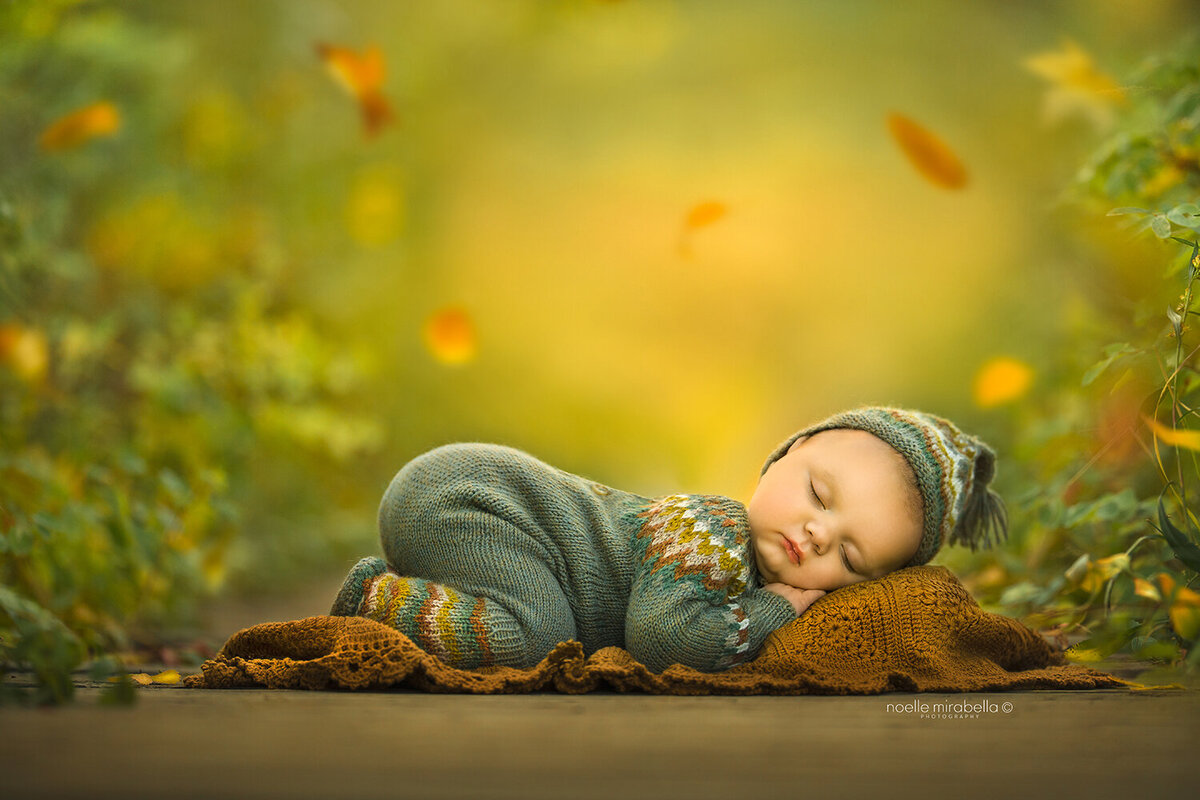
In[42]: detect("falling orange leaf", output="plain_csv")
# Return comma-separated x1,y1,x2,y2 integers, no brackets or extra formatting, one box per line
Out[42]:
423,307,477,365
886,112,968,190
972,357,1033,408
1023,39,1125,128
316,42,394,137
685,201,726,229
1143,415,1200,452
39,101,121,151
677,201,728,258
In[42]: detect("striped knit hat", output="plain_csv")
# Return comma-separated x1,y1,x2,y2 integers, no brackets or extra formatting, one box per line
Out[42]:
760,407,1008,567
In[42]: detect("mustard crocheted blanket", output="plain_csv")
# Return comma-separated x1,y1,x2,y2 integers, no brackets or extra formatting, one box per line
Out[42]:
184,566,1129,694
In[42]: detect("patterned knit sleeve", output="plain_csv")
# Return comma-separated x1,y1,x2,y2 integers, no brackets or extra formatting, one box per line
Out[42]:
623,494,799,673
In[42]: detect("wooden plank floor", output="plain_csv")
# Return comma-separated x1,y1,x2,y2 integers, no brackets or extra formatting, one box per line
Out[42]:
1,683,1196,799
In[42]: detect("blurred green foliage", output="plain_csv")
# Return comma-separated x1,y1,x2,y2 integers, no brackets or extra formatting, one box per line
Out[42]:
0,0,381,702
952,40,1200,668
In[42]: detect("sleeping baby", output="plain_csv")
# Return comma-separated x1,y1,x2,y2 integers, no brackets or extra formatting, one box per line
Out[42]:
330,406,1007,673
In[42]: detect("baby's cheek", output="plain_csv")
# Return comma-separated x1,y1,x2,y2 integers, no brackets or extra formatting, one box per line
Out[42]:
818,564,857,592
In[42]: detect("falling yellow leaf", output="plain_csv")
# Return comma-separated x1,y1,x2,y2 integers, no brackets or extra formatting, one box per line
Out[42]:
885,112,968,190
972,357,1033,408
39,101,121,151
0,323,49,383
315,42,394,137
677,201,728,258
685,201,726,229
1143,415,1200,451
1023,39,1126,128
423,307,477,365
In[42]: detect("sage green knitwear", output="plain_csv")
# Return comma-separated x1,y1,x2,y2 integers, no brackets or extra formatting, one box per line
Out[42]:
334,443,796,673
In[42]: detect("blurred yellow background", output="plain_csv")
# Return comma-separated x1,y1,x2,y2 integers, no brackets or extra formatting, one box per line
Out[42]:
242,0,1191,499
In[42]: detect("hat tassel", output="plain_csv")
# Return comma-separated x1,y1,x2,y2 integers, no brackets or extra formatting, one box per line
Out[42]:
952,486,1009,551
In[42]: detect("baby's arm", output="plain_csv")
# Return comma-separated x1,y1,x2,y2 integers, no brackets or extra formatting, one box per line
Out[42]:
761,583,827,616
623,495,798,673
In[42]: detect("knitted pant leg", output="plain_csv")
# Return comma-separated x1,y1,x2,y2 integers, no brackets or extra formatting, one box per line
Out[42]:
356,571,548,669
375,446,582,669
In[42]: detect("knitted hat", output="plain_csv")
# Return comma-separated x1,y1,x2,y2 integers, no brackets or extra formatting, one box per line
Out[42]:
759,406,1007,567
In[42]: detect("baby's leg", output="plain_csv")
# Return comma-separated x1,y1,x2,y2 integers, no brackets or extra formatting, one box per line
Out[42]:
335,444,581,669
331,558,536,669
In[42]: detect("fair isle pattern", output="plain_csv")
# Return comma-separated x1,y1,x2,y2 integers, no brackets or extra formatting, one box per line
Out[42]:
362,573,496,668
633,493,750,598
883,408,976,546
713,601,752,670
881,408,991,559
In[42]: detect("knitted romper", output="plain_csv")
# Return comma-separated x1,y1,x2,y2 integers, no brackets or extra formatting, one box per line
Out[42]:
334,442,798,673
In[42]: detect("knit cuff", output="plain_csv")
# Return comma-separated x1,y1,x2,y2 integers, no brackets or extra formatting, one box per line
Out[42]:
737,587,801,654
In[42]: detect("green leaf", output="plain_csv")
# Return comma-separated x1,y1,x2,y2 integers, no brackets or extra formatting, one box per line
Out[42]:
1151,214,1172,239
1093,488,1140,522
999,581,1043,605
1157,492,1200,573
1166,203,1200,228
1107,207,1151,216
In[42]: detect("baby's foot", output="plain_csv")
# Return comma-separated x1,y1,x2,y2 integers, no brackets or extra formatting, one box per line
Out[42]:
330,556,387,616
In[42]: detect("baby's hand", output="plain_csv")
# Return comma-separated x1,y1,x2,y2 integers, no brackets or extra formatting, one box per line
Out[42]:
762,583,827,616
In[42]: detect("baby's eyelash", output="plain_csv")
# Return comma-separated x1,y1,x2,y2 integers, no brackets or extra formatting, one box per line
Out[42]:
809,479,826,509
840,545,856,574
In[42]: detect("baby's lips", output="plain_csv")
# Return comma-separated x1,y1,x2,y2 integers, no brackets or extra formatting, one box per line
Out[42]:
781,534,804,565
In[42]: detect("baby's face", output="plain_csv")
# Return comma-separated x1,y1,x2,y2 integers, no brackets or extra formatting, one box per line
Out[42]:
748,428,922,592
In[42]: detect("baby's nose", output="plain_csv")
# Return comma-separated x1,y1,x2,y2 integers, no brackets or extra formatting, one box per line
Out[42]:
804,522,828,552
